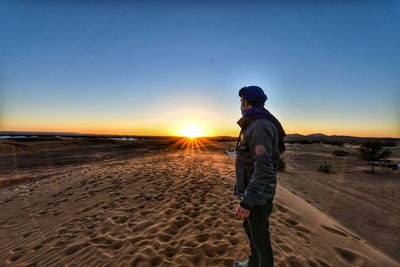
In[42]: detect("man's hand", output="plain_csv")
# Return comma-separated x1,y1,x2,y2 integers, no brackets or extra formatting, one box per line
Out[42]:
235,204,250,218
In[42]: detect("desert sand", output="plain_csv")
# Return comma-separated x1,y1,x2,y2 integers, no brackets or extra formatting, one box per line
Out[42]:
279,143,400,262
0,137,399,266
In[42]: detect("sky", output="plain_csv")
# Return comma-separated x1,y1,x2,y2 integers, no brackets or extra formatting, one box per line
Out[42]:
0,0,399,137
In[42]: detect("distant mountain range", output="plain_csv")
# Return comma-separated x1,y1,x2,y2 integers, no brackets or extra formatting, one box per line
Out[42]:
0,131,184,140
285,133,399,142
0,131,398,142
0,131,80,136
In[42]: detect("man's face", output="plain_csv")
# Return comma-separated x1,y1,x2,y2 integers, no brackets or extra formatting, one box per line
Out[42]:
240,96,252,115
240,97,246,115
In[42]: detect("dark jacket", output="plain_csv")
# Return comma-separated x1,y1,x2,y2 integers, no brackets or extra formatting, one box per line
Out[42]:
235,117,280,210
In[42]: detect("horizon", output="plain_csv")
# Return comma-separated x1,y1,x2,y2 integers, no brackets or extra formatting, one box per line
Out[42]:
1,1,399,138
0,130,399,139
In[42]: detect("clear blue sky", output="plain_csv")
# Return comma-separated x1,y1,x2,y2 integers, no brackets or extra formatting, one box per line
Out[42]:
1,0,399,137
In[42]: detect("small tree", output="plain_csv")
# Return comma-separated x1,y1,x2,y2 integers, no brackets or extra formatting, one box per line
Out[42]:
357,140,392,173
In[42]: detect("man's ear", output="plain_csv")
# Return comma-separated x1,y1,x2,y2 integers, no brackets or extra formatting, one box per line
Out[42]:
245,100,252,109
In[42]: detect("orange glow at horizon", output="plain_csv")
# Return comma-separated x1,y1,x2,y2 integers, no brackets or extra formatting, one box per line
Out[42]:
1,115,399,138
1,124,399,138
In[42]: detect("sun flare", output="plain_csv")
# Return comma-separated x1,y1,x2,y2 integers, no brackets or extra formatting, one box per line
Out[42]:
182,125,204,138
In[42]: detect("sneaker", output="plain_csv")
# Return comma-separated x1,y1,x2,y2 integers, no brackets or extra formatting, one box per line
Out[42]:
233,261,248,267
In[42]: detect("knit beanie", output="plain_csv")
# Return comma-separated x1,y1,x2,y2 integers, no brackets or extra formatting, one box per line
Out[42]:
238,86,267,106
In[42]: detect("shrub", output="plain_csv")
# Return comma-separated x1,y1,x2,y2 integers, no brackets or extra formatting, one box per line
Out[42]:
331,140,344,146
322,140,344,146
318,161,332,173
381,141,397,147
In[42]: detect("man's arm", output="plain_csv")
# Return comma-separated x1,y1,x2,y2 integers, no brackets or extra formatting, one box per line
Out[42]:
240,124,275,211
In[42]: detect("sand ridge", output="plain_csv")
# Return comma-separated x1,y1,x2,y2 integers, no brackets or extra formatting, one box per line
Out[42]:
0,150,398,266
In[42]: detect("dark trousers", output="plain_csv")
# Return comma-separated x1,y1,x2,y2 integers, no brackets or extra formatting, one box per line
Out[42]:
243,199,274,267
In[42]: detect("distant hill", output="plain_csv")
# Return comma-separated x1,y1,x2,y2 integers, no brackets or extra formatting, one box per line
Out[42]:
306,133,327,138
0,131,79,136
286,133,399,144
0,131,146,139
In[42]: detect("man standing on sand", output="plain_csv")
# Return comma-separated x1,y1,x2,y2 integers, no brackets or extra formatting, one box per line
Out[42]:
234,86,286,267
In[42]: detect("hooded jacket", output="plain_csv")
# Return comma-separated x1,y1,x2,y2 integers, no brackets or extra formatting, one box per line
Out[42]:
234,115,281,210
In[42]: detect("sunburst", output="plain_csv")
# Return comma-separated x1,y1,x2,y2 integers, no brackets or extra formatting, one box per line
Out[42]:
182,125,204,138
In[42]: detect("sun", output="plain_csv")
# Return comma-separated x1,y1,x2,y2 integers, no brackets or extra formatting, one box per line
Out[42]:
182,125,204,138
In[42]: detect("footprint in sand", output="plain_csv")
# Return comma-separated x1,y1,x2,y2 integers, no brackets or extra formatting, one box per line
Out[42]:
157,233,173,242
111,215,129,224
64,242,91,256
296,231,310,245
138,210,153,216
32,244,43,251
12,246,23,253
54,240,68,247
307,258,323,267
333,247,370,265
110,240,124,250
284,218,298,226
8,253,22,262
294,225,311,234
195,233,210,243
227,236,241,246
285,255,304,266
279,244,294,254
52,210,62,216
275,203,289,212
315,258,332,267
161,246,178,258
22,232,32,238
38,210,47,215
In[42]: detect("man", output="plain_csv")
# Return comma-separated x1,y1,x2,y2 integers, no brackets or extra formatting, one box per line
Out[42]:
234,86,286,267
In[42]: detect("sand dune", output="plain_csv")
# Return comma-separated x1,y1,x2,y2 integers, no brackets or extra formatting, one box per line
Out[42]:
0,150,398,266
273,186,397,266
278,143,400,261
